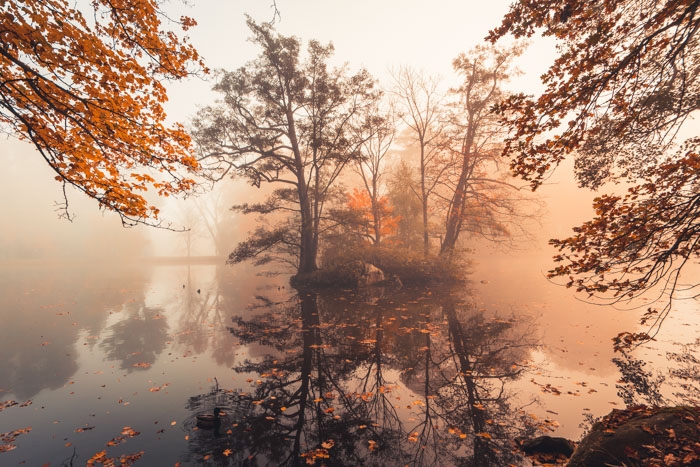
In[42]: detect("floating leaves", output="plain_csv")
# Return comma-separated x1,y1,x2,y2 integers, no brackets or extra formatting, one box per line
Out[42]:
0,427,32,452
75,425,96,433
86,449,144,467
148,382,170,392
0,400,19,412
301,446,331,464
106,426,140,447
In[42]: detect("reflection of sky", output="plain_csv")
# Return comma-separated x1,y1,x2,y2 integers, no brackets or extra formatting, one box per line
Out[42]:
0,261,698,464
0,262,281,466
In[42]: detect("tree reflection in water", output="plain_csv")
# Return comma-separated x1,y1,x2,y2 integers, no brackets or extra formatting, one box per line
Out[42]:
184,285,549,466
100,297,168,371
613,338,700,408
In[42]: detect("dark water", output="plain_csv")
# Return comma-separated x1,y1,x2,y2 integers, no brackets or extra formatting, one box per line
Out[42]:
1,259,698,466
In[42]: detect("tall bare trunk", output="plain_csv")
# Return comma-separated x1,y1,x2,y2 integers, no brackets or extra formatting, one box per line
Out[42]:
420,144,429,257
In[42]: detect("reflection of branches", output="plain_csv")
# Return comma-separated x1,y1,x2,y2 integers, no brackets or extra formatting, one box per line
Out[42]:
667,338,700,404
400,291,540,466
170,265,248,367
612,339,700,408
613,351,667,407
204,285,543,466
355,306,402,433
223,292,331,465
100,300,168,371
441,299,531,466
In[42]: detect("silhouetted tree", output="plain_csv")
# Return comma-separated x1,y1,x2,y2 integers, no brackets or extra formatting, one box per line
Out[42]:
490,0,700,343
193,18,379,275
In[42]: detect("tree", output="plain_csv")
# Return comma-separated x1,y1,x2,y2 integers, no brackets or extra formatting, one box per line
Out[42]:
1,0,205,226
489,0,700,342
340,187,400,245
352,100,397,246
387,161,424,250
439,43,525,258
193,18,378,275
391,68,448,257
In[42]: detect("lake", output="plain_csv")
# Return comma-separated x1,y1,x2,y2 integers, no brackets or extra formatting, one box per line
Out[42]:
1,255,699,466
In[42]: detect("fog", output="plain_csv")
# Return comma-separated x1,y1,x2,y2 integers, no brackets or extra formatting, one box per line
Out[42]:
0,137,257,261
0,128,600,264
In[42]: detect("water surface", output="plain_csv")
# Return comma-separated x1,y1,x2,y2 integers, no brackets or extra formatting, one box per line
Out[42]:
1,258,698,465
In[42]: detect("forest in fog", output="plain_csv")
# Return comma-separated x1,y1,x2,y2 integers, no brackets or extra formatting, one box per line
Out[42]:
4,1,700,466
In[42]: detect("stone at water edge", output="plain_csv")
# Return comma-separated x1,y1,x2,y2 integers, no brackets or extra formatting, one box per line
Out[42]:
567,405,700,467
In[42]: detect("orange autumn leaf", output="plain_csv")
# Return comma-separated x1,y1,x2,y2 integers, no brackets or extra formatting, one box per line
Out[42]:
344,188,401,244
1,0,207,226
489,0,700,340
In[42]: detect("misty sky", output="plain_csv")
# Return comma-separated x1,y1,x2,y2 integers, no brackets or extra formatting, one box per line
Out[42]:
0,0,587,260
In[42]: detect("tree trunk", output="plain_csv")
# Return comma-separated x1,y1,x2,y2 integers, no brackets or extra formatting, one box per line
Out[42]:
420,145,429,257
288,107,318,276
440,125,476,258
371,178,382,245
440,178,467,257
298,191,318,274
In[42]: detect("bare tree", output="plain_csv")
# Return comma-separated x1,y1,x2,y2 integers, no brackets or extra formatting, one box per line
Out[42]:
391,68,449,257
353,99,398,246
439,43,529,258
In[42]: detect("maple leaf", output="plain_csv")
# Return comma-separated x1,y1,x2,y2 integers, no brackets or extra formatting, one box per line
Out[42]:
490,0,700,339
2,0,206,226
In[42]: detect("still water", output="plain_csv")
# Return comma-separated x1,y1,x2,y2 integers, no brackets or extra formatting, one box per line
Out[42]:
1,256,699,466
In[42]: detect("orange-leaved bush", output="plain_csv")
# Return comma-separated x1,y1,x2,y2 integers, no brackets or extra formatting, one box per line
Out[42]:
346,187,400,245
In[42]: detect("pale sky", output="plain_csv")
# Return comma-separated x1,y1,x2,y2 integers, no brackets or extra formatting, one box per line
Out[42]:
1,0,565,258
166,0,555,122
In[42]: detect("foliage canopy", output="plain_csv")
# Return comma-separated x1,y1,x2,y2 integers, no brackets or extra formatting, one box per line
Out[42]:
2,0,205,225
490,0,700,341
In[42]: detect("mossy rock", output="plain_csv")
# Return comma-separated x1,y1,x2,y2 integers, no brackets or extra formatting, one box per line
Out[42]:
290,262,387,289
568,405,700,467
